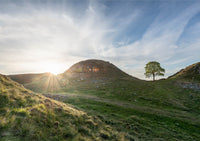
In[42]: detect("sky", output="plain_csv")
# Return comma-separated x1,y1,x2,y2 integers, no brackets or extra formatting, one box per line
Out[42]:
0,0,200,80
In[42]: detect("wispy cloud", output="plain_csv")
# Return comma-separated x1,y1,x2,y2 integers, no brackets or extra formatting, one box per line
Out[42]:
0,0,200,79
109,1,200,79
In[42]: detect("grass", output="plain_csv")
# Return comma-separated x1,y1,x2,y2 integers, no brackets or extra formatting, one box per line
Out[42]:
0,74,127,141
59,77,200,113
62,96,200,141
41,76,200,141
169,62,200,83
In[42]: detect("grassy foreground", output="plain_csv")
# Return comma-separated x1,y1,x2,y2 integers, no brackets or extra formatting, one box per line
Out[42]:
0,74,127,141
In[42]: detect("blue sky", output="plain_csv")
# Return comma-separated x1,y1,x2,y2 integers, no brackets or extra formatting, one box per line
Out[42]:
0,0,200,79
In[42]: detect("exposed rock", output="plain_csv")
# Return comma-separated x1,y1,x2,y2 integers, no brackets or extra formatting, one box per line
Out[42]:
178,82,200,91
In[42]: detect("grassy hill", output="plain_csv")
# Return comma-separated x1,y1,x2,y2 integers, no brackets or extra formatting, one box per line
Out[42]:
9,73,62,93
9,73,52,84
57,59,138,94
169,62,200,83
168,62,200,91
61,59,132,78
0,74,126,140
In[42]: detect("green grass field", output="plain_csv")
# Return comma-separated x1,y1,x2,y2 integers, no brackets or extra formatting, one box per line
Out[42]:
43,77,200,141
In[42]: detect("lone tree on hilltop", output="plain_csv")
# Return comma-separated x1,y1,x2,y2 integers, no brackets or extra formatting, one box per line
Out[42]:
144,61,165,81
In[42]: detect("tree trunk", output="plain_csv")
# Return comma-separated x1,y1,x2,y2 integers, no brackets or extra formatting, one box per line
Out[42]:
153,73,155,81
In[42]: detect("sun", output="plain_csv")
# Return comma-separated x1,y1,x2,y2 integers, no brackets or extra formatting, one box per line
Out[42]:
44,64,63,75
49,69,60,75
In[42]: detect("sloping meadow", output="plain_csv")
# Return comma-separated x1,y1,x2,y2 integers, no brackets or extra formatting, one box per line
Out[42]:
0,74,126,141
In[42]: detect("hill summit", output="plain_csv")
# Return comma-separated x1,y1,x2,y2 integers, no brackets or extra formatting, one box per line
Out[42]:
62,59,131,78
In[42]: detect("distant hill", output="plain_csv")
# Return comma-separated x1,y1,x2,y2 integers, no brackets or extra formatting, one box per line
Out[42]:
60,59,133,79
8,59,138,93
9,73,52,84
8,73,61,93
169,62,200,83
0,74,125,140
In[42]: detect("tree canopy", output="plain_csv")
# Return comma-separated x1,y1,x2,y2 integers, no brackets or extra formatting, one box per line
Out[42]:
144,61,165,81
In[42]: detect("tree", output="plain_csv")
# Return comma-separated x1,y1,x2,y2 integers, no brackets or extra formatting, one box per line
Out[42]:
144,61,165,81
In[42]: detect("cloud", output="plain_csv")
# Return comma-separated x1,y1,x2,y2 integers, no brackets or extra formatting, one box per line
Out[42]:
0,0,200,80
0,1,108,73
108,1,200,79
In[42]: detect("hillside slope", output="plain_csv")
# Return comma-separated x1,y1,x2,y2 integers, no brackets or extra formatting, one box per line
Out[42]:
8,73,61,93
169,62,200,83
0,74,126,140
9,73,52,84
168,62,200,91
